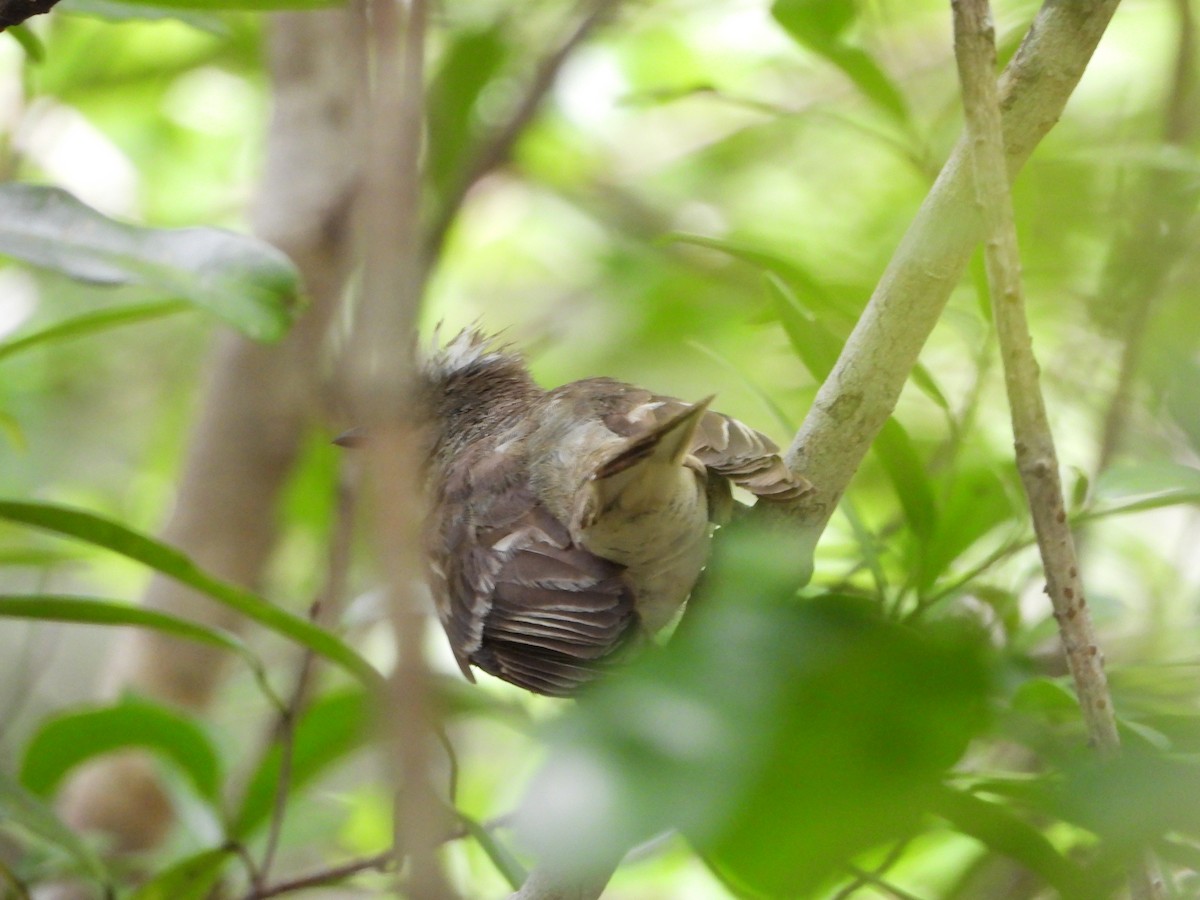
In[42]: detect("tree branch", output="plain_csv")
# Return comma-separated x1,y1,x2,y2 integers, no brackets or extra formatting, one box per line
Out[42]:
422,0,622,267
347,0,452,896
779,0,1123,547
511,4,1126,899
950,2,1161,898
0,0,57,31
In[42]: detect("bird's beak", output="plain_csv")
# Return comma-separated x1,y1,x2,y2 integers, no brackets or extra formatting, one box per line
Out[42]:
332,427,365,448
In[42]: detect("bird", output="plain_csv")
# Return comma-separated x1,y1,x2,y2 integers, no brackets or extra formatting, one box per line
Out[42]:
409,329,811,697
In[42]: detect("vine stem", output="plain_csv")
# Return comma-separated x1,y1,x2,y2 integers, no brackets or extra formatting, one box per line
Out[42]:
949,1,1162,897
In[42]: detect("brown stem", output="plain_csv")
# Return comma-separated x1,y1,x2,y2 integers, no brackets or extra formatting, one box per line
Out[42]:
242,851,394,900
347,0,453,896
950,2,1162,898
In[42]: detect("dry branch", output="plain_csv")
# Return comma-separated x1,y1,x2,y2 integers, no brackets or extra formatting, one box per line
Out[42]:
951,0,1115,755
950,2,1162,897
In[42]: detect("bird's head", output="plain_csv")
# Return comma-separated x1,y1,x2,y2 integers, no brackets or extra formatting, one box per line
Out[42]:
420,328,542,453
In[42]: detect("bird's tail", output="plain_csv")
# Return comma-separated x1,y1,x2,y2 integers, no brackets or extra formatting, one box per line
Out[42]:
588,396,714,506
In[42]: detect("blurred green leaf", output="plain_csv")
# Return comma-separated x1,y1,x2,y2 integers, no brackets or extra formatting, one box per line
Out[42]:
7,25,44,62
20,694,221,802
426,23,509,204
1057,749,1200,856
0,501,383,690
460,813,526,890
771,0,909,125
930,785,1100,897
0,410,26,452
231,686,373,837
671,233,851,319
1094,462,1200,501
1011,677,1079,716
876,418,937,541
766,273,841,380
0,769,111,890
128,847,232,900
517,522,992,896
0,184,303,342
57,0,228,31
0,594,278,705
0,301,189,364
916,466,1014,592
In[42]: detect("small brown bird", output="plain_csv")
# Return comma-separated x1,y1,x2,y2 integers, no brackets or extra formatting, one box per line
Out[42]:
415,329,810,697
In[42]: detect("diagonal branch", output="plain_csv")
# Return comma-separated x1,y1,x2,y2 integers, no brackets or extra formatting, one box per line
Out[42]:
777,0,1123,550
423,0,623,266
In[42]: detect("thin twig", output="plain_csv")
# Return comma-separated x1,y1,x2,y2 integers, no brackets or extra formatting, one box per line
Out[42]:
243,850,394,900
252,470,360,887
832,838,914,900
423,0,623,266
843,864,928,900
950,2,1162,899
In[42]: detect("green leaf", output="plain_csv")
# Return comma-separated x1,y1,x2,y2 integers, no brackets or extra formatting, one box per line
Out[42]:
232,687,373,837
930,785,1098,896
1094,462,1200,501
910,362,952,413
671,233,850,319
765,273,841,381
460,813,526,890
128,847,232,900
916,466,1014,593
426,24,509,204
0,501,383,691
0,769,112,890
0,301,190,364
0,184,304,342
0,594,279,706
57,0,229,31
0,410,26,452
20,694,221,802
517,522,992,896
771,0,909,125
7,25,45,62
875,418,937,541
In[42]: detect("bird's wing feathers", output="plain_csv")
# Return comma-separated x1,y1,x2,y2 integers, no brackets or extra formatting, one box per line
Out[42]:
431,442,636,697
578,377,811,502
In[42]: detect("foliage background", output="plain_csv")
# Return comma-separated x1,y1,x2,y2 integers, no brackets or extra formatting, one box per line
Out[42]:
1,0,1199,897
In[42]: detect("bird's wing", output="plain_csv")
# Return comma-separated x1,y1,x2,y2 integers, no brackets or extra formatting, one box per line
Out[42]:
575,378,812,502
431,441,636,697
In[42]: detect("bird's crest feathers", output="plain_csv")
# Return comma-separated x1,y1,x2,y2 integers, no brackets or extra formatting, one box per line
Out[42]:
425,327,523,382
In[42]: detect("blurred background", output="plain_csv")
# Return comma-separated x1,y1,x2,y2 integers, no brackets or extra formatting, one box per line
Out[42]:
2,0,1199,897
